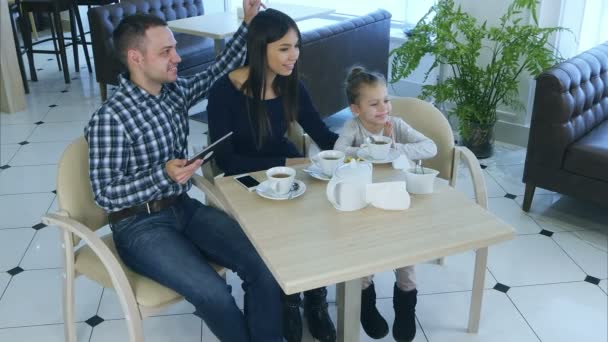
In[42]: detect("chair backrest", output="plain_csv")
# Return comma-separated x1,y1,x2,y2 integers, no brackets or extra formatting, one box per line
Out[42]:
56,137,108,241
389,97,455,180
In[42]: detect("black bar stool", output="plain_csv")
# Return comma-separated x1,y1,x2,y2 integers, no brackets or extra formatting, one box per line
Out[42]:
17,0,92,84
8,1,29,94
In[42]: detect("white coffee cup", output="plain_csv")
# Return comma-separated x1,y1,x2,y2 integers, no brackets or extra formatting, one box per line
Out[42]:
404,166,439,194
363,135,392,160
311,150,345,176
266,167,296,195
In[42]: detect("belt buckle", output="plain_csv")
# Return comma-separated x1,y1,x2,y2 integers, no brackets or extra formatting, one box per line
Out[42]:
145,202,151,214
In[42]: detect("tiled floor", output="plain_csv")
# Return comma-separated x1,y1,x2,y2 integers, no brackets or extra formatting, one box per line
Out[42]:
1,40,607,342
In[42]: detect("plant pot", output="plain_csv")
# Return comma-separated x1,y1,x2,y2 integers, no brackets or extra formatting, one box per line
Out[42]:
460,121,495,159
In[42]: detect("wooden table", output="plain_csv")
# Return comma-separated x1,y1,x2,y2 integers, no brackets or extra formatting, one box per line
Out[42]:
168,3,335,54
214,165,515,341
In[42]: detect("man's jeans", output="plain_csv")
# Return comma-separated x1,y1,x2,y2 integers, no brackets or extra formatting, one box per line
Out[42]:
110,194,282,341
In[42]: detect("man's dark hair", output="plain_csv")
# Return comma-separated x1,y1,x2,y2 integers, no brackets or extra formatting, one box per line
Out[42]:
113,14,168,67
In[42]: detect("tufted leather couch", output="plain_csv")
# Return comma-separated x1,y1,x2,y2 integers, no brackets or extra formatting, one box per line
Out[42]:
522,42,608,211
298,9,391,117
88,0,214,100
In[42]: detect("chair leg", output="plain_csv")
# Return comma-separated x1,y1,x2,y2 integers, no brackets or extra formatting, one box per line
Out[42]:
72,1,92,73
48,13,62,71
52,10,70,84
522,183,535,212
68,9,79,73
100,82,107,101
63,270,77,342
18,11,37,81
9,7,29,94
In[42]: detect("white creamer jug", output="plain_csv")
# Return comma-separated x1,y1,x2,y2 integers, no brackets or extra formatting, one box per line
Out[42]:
326,160,373,211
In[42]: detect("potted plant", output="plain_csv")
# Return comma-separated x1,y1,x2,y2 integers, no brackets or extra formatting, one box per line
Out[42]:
390,0,564,158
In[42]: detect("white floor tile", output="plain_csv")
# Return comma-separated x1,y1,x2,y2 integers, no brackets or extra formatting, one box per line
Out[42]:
0,144,20,165
0,269,102,328
43,103,97,123
0,273,10,295
454,168,505,199
97,289,195,320
416,251,497,295
8,141,70,166
516,194,608,232
485,164,551,196
552,232,608,279
0,322,91,342
0,193,55,228
90,314,202,342
0,228,35,271
570,229,608,252
47,195,59,213
416,290,538,342
27,121,87,143
488,197,541,235
20,226,64,270
509,282,608,342
0,165,57,195
0,96,52,125
0,124,36,144
188,119,208,134
599,280,607,295
487,235,586,286
479,142,526,167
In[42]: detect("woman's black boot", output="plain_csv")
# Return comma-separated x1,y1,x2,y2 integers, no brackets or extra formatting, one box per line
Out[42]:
393,284,418,342
361,282,389,339
303,287,336,342
283,293,302,342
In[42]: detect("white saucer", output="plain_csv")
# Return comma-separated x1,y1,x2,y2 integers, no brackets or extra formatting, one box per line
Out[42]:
302,164,332,181
357,148,400,164
256,179,306,200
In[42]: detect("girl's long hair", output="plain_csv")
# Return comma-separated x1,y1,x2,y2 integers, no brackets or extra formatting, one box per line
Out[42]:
242,9,301,148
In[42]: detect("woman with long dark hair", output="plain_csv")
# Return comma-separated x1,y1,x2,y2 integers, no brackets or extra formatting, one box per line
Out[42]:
207,8,338,342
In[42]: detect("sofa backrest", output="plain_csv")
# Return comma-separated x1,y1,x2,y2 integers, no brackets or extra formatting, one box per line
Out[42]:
528,41,608,169
88,0,205,86
299,9,392,117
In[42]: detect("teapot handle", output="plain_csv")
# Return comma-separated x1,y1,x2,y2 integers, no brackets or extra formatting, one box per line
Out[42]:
326,179,345,210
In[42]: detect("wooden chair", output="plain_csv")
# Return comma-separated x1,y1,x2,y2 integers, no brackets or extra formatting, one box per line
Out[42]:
389,97,488,265
42,137,225,342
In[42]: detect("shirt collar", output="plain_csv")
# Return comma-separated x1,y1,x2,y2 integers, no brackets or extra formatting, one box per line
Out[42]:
118,73,170,102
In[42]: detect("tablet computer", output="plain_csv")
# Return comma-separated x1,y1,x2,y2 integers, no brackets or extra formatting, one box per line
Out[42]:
185,131,233,166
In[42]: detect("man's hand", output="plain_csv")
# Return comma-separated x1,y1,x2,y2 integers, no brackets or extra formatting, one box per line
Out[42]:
165,159,203,184
286,157,309,166
243,0,264,25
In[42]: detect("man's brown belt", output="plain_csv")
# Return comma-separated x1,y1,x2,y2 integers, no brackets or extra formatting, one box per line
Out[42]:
108,195,179,224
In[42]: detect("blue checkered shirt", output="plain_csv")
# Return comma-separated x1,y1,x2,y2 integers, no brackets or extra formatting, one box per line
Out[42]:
85,24,248,212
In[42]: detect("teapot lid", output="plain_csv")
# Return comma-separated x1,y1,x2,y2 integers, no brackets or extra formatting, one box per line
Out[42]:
335,159,372,178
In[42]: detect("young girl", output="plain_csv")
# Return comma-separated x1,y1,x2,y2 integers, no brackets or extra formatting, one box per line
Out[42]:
334,67,437,342
207,9,338,342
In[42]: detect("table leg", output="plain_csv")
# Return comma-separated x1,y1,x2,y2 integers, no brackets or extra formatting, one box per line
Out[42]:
214,39,224,56
336,278,361,342
468,247,488,333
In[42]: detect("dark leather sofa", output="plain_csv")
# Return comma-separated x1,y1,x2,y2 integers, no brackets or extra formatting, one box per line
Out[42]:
88,1,391,113
522,42,608,211
88,0,215,100
299,9,391,117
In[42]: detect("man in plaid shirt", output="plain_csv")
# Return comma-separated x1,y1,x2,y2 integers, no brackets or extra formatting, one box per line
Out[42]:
84,1,282,340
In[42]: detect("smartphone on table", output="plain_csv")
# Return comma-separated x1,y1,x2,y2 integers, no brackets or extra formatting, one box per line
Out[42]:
234,174,260,192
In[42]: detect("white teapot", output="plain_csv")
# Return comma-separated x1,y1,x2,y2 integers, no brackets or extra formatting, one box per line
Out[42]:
326,159,373,211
